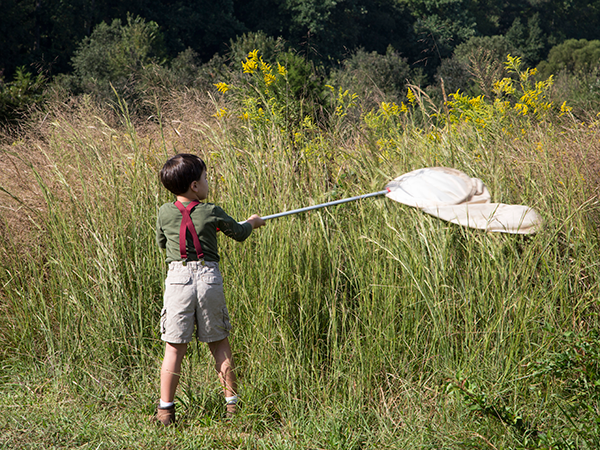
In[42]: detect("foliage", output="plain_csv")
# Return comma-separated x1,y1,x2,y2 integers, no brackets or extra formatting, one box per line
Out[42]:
530,40,600,118
504,14,547,66
444,55,570,129
409,0,478,72
168,48,204,87
3,0,600,88
437,35,520,97
537,39,600,78
328,46,422,112
0,66,46,123
448,330,600,448
213,49,328,136
279,0,414,63
69,15,166,101
227,31,286,67
533,330,600,447
144,0,243,61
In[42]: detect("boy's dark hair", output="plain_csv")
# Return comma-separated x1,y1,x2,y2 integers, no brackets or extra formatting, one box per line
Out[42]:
160,153,206,195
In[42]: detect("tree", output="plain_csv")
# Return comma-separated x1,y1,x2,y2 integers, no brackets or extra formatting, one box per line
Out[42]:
437,35,519,97
232,0,414,65
138,0,243,60
329,46,421,109
404,0,478,78
537,39,600,77
70,15,166,99
0,0,36,78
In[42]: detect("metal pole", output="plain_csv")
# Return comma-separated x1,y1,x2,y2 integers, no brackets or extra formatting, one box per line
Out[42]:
261,190,389,220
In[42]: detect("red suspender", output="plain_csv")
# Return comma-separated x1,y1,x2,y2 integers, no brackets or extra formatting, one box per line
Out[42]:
174,200,204,261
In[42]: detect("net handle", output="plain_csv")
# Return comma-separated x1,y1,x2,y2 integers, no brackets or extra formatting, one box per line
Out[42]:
261,190,389,220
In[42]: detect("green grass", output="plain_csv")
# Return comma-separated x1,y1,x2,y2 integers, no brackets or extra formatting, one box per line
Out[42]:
1,87,599,449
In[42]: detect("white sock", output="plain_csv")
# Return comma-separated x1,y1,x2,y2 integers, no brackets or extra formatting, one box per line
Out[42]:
225,395,238,405
159,399,174,408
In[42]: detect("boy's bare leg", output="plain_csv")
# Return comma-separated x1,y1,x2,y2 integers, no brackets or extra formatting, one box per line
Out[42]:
161,342,188,403
208,337,237,397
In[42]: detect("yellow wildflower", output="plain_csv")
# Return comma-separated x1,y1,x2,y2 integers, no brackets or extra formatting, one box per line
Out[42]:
264,72,276,86
381,102,399,115
559,101,572,116
213,108,228,118
259,59,272,74
277,62,287,76
214,82,229,93
407,88,416,105
242,58,258,74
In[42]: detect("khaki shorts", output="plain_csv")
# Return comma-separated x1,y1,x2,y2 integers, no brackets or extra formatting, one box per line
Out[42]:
161,261,231,344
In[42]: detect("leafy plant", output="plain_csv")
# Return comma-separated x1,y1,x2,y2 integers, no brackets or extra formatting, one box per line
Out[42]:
328,46,421,112
69,14,166,101
537,39,600,78
448,329,600,449
436,35,519,97
213,49,327,136
0,66,46,122
445,55,571,129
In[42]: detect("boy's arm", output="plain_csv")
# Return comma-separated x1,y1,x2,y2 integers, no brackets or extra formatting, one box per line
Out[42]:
156,214,167,249
214,207,264,241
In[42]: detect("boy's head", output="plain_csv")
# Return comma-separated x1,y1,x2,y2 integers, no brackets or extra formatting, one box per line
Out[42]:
160,153,207,195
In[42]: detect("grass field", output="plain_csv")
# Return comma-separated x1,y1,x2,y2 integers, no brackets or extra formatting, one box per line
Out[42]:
1,56,599,449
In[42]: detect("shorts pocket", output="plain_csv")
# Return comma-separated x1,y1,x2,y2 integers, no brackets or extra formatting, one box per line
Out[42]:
167,275,192,286
160,307,167,334
202,274,223,285
222,308,231,332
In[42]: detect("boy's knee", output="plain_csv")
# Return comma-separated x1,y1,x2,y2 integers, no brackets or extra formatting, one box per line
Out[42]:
165,342,188,358
214,358,232,373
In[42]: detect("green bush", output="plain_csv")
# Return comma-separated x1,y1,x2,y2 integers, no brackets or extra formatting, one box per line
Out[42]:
328,46,421,112
436,35,519,98
69,15,166,101
227,31,286,67
504,14,546,66
537,39,600,78
535,40,600,119
0,66,46,123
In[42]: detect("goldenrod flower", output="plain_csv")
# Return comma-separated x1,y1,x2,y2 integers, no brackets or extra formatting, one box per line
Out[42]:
381,102,399,115
559,101,572,116
407,88,416,105
260,59,272,74
277,62,287,76
242,58,258,74
213,108,228,118
214,82,229,93
264,73,276,86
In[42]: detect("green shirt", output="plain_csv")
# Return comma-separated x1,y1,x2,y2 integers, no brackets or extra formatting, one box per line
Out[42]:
156,201,253,263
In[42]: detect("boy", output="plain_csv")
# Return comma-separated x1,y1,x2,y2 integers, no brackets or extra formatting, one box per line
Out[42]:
155,153,265,425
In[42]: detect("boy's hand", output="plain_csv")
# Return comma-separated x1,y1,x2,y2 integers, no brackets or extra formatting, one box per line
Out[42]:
246,214,266,229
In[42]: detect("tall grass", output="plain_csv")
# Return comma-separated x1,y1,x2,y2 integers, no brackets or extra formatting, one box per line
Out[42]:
1,63,599,448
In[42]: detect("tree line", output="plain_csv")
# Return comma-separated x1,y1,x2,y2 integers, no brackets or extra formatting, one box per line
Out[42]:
1,0,600,124
3,0,600,79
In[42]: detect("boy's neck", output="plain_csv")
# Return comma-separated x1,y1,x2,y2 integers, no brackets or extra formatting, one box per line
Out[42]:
176,194,201,203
